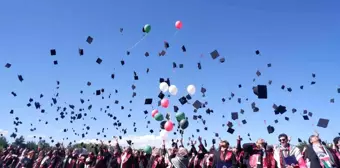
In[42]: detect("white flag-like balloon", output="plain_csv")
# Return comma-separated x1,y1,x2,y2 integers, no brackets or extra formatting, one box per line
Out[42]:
159,82,169,93
187,84,196,95
169,85,178,95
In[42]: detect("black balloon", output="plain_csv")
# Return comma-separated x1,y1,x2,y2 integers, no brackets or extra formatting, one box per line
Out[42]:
180,119,189,129
160,121,166,129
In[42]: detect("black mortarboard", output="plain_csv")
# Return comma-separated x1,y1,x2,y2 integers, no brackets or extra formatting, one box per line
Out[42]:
53,60,58,65
268,80,272,85
164,41,170,49
311,81,316,85
174,106,179,112
219,57,225,63
179,97,188,105
192,100,202,109
197,63,202,70
186,94,192,100
50,49,56,56
292,108,297,113
18,75,24,82
308,112,313,117
317,118,329,128
300,85,304,89
240,109,245,114
5,63,11,68
253,85,267,99
158,92,165,99
312,73,316,78
256,70,261,76
121,60,125,65
303,115,309,120
144,52,149,57
298,138,302,143
210,50,220,59
96,58,102,64
179,64,184,68
181,45,186,52
159,50,166,56
285,117,289,121
144,98,153,105
267,125,275,134
173,62,177,68
86,36,93,44
267,63,271,67
231,112,238,120
227,121,233,128
330,98,335,103
337,88,340,93
227,127,235,134
255,50,260,55
274,105,287,115
242,120,247,124
79,48,84,56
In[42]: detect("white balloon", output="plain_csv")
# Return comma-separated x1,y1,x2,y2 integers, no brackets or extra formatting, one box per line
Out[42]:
187,84,196,95
160,130,168,140
159,82,169,93
168,85,178,95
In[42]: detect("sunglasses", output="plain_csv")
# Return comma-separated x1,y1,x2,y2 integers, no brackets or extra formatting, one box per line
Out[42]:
279,139,286,142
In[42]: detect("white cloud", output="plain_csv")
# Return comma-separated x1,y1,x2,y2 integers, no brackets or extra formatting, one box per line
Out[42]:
0,129,8,136
77,134,173,149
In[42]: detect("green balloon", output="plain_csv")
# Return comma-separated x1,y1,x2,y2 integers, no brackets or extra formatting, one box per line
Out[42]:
144,145,152,154
154,113,163,121
175,112,185,122
144,24,151,33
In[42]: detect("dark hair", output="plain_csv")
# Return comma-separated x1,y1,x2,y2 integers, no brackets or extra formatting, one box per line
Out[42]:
278,133,288,140
333,137,340,148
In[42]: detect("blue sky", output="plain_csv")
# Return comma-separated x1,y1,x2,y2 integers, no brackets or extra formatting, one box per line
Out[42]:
0,0,339,147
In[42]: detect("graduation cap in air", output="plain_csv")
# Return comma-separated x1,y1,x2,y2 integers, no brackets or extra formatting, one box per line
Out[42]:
181,45,186,52
173,62,177,68
164,41,170,49
298,138,302,143
210,50,220,59
242,120,247,124
253,85,267,99
267,125,275,134
145,98,153,105
255,50,260,55
192,100,202,109
121,60,125,65
227,127,235,134
86,36,93,44
231,112,238,120
127,140,133,146
50,49,56,56
274,105,287,115
79,49,84,56
18,75,24,82
219,57,225,63
5,63,11,68
96,58,103,64
197,62,202,69
53,60,58,65
303,115,309,120
317,118,329,128
145,52,149,57
179,64,184,68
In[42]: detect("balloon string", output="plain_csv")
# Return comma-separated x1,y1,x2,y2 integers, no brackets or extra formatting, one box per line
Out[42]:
128,34,148,51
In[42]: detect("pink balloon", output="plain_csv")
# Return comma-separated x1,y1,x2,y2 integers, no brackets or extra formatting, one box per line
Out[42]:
175,21,183,29
152,109,159,118
161,98,169,108
164,120,174,131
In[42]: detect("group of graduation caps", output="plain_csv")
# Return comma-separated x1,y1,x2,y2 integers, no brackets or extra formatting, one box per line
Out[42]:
2,36,338,168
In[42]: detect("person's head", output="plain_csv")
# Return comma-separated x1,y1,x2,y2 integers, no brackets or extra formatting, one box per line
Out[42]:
27,151,35,159
177,147,188,157
219,140,229,152
125,147,132,154
309,135,320,145
278,134,289,146
333,137,340,149
256,138,267,149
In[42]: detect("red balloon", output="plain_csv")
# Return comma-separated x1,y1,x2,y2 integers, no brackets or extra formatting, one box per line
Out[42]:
164,120,174,131
152,109,159,118
175,21,183,29
161,98,169,108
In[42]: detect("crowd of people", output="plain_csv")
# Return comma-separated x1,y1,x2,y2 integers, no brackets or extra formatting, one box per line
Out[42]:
1,132,340,168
